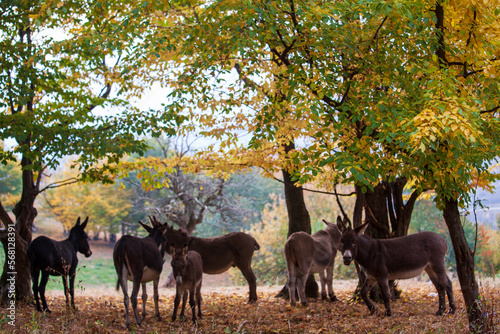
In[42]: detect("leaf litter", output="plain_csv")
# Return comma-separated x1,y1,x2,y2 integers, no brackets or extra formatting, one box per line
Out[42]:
5,279,499,333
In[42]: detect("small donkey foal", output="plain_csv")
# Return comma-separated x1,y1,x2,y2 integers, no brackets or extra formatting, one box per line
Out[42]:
170,244,203,324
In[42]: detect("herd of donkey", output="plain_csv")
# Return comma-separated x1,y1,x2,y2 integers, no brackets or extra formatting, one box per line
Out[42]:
27,215,456,327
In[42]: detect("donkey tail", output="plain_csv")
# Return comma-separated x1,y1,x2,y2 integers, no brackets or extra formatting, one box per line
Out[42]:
114,240,126,291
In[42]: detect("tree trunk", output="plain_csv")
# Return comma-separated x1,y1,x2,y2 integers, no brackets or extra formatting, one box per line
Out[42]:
443,198,484,332
0,201,35,305
0,157,38,305
283,170,311,237
352,185,365,228
364,182,390,239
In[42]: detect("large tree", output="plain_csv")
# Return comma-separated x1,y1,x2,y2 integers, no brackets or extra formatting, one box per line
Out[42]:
0,0,179,304
139,0,499,331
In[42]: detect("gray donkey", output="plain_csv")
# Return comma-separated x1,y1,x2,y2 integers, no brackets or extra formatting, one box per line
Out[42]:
284,216,344,306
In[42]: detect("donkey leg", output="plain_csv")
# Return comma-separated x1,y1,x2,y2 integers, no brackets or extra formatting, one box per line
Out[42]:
141,283,147,321
196,283,202,318
31,269,42,312
287,265,297,306
172,288,181,321
39,272,51,313
326,265,338,301
62,276,70,307
377,279,392,316
430,264,456,314
180,290,188,319
130,281,142,325
69,274,76,309
360,278,376,315
119,277,131,327
238,264,258,303
425,267,447,315
445,276,456,314
318,271,328,300
189,288,197,323
297,272,309,307
153,279,162,320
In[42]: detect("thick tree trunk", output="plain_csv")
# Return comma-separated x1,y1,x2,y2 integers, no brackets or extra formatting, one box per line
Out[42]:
352,185,365,228
0,202,34,305
364,182,390,239
283,169,311,237
0,158,38,305
443,198,484,332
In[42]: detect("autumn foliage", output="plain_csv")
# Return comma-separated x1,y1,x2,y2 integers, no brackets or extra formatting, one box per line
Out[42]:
5,280,499,333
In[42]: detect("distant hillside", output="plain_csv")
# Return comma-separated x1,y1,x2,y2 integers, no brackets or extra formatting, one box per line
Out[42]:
466,180,500,229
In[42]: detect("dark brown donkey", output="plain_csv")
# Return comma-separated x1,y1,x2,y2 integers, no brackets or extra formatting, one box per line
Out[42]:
170,245,203,324
113,218,168,327
28,216,92,313
284,216,343,306
164,226,260,302
338,219,456,316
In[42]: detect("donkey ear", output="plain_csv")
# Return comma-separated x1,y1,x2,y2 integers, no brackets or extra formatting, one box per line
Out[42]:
139,221,152,234
355,222,369,235
75,216,81,227
322,219,332,227
80,217,89,230
149,215,162,228
181,244,189,257
337,216,347,232
160,223,168,235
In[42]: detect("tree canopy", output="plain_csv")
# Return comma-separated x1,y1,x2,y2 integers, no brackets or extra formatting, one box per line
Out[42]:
125,1,499,330
144,0,500,202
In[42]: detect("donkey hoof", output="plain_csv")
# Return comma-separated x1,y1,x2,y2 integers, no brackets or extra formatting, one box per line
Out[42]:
301,301,308,307
384,310,392,317
330,296,339,302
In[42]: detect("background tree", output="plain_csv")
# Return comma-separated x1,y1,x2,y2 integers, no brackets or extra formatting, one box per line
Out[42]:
0,0,179,304
120,137,282,235
41,161,133,240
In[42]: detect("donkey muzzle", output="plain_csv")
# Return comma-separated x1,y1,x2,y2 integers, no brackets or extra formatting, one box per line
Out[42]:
175,276,183,285
342,250,353,265
85,250,92,258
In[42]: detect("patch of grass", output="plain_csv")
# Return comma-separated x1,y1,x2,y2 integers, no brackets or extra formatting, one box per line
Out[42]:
45,257,117,291
0,239,117,291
